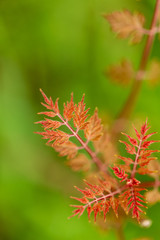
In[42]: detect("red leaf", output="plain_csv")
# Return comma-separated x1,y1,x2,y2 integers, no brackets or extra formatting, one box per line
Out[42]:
40,88,50,105
138,167,154,175
102,201,110,221
110,197,119,217
38,111,56,118
54,98,60,114
36,119,62,130
36,130,69,145
134,126,141,141
54,141,78,159
142,140,158,149
73,94,90,130
84,108,103,141
117,155,133,164
70,197,89,204
74,186,95,199
93,203,100,222
87,205,92,221
104,10,145,44
112,166,128,181
143,132,157,141
84,180,103,195
69,206,85,218
138,157,157,167
40,89,60,113
119,141,136,154
140,149,159,158
121,186,147,222
63,93,75,121
122,132,138,146
141,120,150,135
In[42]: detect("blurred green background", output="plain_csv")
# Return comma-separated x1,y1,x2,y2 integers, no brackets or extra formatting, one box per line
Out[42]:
0,0,160,239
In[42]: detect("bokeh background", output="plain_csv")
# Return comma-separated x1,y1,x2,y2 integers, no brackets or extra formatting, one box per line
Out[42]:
0,0,160,239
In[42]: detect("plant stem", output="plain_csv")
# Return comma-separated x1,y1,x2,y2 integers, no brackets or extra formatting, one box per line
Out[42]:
57,113,107,173
131,137,143,179
115,223,126,240
111,0,160,136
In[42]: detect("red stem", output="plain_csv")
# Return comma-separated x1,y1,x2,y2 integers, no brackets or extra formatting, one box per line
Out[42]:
111,0,160,136
131,136,143,179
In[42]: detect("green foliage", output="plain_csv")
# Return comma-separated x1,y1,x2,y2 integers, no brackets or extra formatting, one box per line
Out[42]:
0,0,160,240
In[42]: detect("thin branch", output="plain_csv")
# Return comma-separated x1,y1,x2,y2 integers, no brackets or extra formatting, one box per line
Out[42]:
131,136,143,179
142,26,160,35
115,223,126,240
111,0,160,137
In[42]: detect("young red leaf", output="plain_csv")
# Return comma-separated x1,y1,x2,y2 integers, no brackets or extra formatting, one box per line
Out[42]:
63,93,75,121
73,94,90,130
117,155,134,164
40,89,60,113
143,132,157,141
83,180,104,196
140,149,159,158
122,132,138,146
121,186,147,222
87,205,92,221
138,167,154,175
133,126,141,141
142,140,159,149
36,119,62,130
74,186,95,199
67,154,91,171
70,196,89,204
40,88,50,105
53,141,78,159
104,10,145,44
138,157,157,167
119,140,136,154
106,59,134,86
112,166,128,182
101,200,110,221
93,203,100,222
38,111,56,118
50,130,70,145
84,108,103,141
141,120,150,135
69,206,85,218
36,129,69,145
110,197,119,217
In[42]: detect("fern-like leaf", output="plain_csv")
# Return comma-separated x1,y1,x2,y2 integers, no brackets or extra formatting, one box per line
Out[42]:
70,180,124,222
73,94,90,130
36,90,105,171
112,166,128,182
104,10,145,44
84,108,103,141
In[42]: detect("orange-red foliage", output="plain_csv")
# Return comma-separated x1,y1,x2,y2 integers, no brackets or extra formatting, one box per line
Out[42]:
36,89,103,165
70,120,159,223
36,91,160,224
